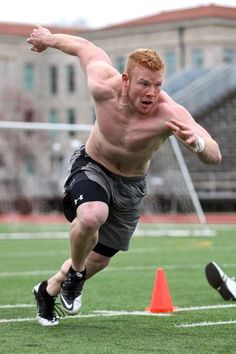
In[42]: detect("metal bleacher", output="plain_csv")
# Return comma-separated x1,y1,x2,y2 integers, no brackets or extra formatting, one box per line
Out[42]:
163,65,236,210
164,67,209,96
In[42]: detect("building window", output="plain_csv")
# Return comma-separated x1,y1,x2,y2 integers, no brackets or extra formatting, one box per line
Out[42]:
49,109,59,140
165,51,177,77
67,109,76,136
192,48,204,68
24,156,35,175
115,56,125,73
23,63,35,91
49,65,58,94
223,48,234,63
49,109,58,124
67,64,76,92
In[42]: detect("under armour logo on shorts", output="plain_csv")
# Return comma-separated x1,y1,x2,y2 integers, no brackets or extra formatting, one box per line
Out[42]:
74,195,84,205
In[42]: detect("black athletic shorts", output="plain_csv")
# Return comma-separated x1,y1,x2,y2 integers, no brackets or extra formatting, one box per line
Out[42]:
62,145,147,254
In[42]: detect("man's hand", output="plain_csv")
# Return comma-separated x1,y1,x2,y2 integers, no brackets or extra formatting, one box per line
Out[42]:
27,24,50,52
165,119,203,151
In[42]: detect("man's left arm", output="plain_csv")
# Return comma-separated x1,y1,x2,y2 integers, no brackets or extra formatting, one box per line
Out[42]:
165,116,222,165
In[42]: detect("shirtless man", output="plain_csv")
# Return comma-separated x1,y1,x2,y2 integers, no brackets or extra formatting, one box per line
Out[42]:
27,25,221,326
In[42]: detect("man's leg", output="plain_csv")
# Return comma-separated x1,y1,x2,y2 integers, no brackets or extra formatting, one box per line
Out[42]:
33,258,72,326
59,201,109,314
33,200,109,324
33,250,113,326
69,201,108,271
47,250,112,295
47,258,72,296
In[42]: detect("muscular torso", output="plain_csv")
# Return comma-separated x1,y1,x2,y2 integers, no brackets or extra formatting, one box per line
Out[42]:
86,89,172,176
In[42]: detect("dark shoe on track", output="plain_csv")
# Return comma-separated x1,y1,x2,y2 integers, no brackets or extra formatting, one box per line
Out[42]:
60,267,86,315
205,261,236,301
33,281,59,326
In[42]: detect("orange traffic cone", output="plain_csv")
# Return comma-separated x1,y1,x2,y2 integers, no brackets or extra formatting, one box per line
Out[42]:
145,268,175,313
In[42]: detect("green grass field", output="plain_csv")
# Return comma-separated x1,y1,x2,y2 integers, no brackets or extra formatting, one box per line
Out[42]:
0,222,236,354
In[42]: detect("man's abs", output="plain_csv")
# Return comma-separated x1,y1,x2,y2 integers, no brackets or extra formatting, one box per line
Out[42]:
86,133,151,177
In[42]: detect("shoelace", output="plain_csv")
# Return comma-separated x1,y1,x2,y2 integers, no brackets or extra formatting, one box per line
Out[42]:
43,297,65,320
53,302,65,319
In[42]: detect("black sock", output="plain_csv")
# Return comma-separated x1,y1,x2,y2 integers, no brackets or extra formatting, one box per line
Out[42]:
40,280,53,298
69,266,86,279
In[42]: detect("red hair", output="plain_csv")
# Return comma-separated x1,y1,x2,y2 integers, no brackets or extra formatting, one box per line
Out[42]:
125,48,164,75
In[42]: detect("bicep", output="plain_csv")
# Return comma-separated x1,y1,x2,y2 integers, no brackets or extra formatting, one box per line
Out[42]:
78,41,112,70
87,61,119,99
87,59,118,77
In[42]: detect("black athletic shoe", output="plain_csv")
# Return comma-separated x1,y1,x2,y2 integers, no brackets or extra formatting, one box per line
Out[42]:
205,261,236,301
60,267,86,315
33,281,60,326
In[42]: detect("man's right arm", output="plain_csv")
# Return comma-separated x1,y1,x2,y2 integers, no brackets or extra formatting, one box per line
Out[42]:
27,25,116,79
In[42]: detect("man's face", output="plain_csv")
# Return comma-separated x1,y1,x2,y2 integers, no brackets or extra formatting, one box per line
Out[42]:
127,65,164,114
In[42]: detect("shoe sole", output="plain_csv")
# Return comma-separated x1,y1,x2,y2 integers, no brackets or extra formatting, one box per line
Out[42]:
36,315,59,326
205,262,235,301
205,262,223,289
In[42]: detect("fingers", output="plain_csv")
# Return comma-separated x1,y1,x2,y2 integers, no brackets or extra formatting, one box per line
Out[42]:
165,120,198,146
27,25,46,52
168,119,189,130
186,136,196,145
27,25,42,40
165,121,189,137
165,119,193,135
31,46,45,52
165,121,179,133
31,47,38,52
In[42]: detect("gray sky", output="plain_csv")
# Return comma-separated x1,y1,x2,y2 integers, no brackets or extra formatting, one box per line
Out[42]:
1,0,236,28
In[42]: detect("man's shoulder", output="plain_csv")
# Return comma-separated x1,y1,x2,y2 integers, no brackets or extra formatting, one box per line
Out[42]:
156,92,184,122
159,90,181,110
91,75,121,101
159,90,174,102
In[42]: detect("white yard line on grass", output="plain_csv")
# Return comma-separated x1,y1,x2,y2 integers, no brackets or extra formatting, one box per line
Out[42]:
0,270,57,277
1,304,236,324
2,263,236,277
0,311,170,324
0,232,68,240
0,227,216,240
176,320,236,328
0,304,34,308
175,304,236,311
1,303,236,311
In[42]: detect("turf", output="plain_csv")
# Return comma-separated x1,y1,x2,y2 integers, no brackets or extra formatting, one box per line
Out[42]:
0,223,236,353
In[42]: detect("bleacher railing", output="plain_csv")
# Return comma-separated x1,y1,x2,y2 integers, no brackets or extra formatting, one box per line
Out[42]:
171,64,236,115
